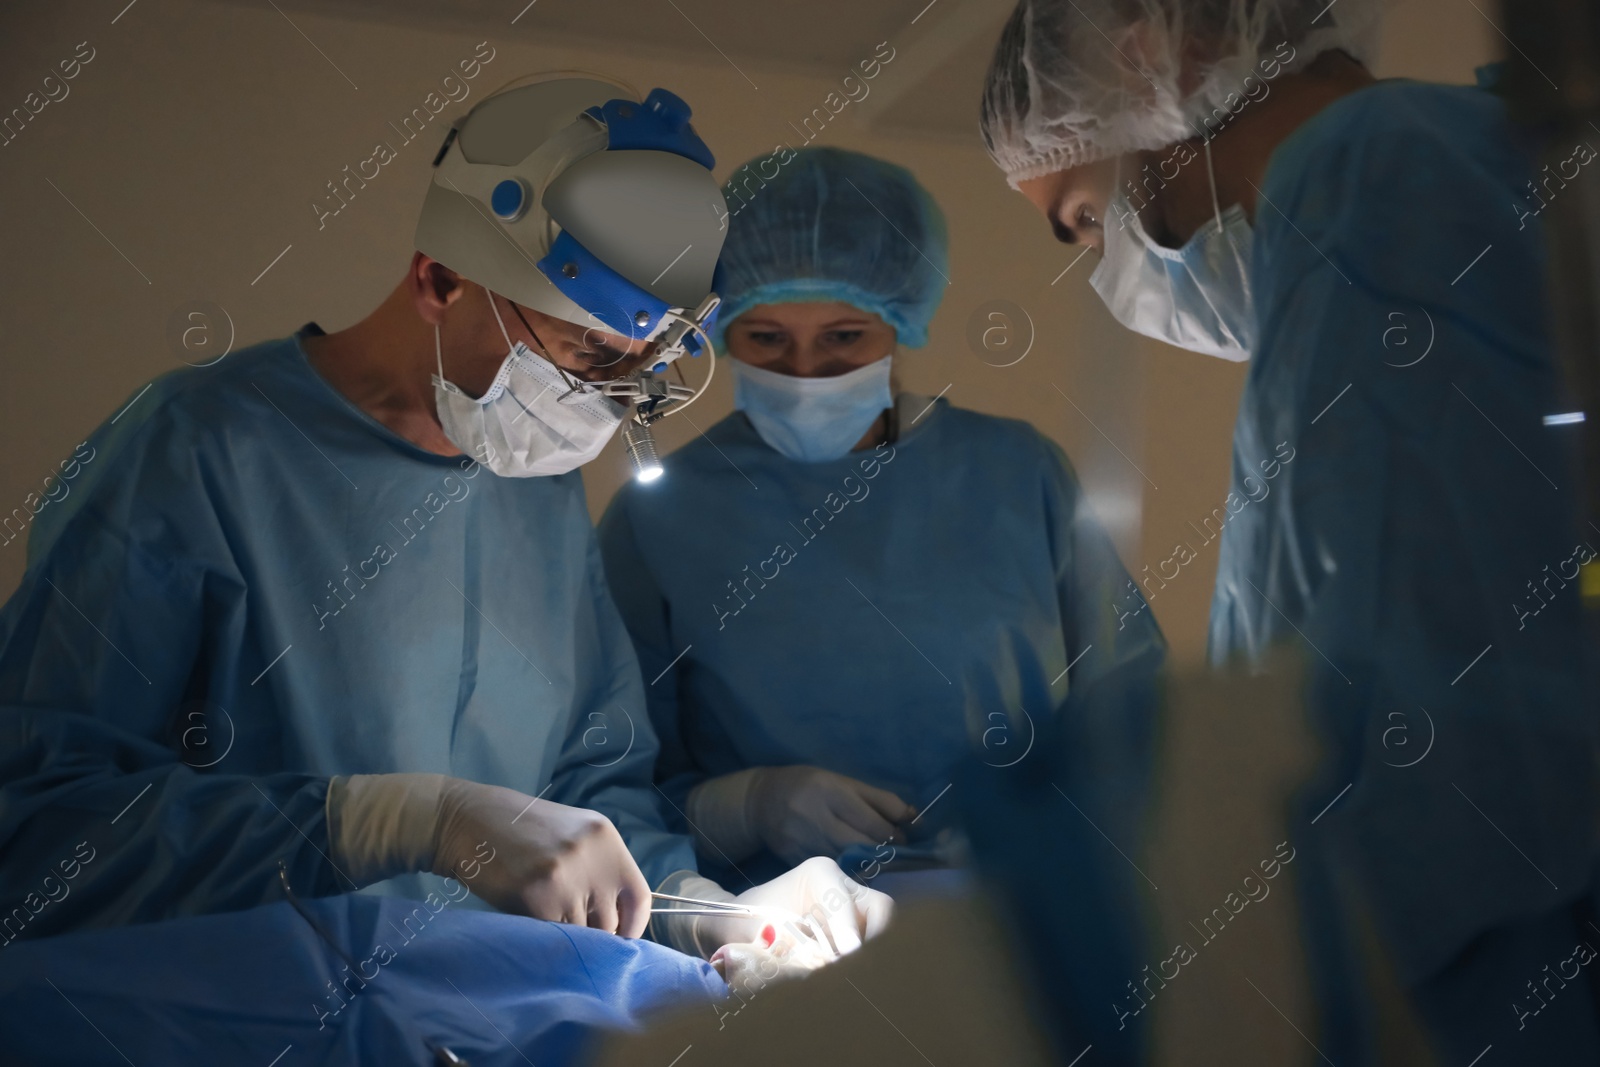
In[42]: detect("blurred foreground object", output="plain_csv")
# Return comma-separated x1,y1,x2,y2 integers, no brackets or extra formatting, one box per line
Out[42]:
596,659,1359,1066
593,892,1055,1067
1502,0,1600,614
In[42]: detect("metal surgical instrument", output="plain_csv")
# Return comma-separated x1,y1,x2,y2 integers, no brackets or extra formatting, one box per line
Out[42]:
648,892,840,958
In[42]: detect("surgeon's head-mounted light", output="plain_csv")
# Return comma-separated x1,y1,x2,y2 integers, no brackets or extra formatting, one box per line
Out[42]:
601,292,722,484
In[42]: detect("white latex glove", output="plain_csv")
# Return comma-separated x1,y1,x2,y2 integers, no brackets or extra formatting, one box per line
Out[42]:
712,939,825,999
732,856,894,956
327,773,650,937
652,858,894,959
688,766,916,866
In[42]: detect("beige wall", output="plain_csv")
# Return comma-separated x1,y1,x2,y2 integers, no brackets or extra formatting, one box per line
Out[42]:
0,0,1492,664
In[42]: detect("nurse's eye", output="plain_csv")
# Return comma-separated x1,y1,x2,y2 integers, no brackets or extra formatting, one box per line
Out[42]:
823,330,865,347
745,330,787,347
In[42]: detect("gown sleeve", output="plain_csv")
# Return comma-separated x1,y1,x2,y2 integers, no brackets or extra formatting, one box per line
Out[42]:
546,525,698,888
0,407,343,939
1040,434,1166,845
951,436,1166,1066
594,492,704,827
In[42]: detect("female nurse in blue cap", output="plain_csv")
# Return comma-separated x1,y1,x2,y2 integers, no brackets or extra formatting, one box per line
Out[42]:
599,146,1165,890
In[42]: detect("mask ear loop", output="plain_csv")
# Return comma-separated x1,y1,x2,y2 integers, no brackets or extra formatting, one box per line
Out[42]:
485,286,518,352
1106,154,1159,254
507,297,589,398
435,321,497,464
1106,155,1128,245
1203,137,1250,271
1199,136,1253,353
434,324,447,388
1202,138,1225,228
486,287,585,398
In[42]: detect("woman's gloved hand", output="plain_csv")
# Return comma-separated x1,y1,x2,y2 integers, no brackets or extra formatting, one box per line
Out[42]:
711,938,827,1000
730,855,894,956
327,773,651,937
687,766,916,866
653,857,894,960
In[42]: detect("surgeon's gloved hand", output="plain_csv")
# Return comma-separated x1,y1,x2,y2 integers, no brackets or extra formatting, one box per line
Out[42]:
653,857,893,960
687,766,916,867
327,773,650,937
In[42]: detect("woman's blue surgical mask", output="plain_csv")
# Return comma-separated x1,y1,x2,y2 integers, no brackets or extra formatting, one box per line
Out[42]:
732,355,893,463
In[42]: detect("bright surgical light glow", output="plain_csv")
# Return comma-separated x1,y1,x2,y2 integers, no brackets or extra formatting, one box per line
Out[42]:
1543,412,1586,426
636,465,665,484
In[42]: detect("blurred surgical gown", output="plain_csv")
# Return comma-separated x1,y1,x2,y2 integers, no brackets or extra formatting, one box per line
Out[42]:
598,394,1165,887
1210,74,1600,1060
0,893,724,1066
0,326,694,936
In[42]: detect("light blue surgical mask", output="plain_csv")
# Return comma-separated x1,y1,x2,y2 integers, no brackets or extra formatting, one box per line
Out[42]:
1088,141,1256,361
732,355,894,463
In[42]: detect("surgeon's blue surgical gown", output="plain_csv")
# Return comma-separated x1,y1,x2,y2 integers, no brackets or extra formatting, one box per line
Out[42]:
598,396,1165,887
1207,74,1600,1059
0,326,693,936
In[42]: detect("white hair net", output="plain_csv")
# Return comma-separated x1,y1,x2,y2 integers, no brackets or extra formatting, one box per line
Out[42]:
980,0,1385,186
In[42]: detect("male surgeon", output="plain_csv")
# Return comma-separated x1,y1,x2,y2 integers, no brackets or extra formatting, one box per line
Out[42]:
0,74,887,959
977,1,1599,1061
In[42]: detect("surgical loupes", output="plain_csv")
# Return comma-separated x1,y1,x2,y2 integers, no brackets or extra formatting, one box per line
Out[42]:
603,292,721,483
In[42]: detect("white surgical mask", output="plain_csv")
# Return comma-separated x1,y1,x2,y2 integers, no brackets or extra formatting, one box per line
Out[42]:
432,290,626,477
733,355,893,463
1089,142,1256,361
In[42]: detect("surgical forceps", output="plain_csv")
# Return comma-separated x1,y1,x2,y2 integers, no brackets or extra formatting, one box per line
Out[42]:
649,892,842,957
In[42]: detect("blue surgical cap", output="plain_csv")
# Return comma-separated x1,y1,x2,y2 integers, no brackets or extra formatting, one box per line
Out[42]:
713,147,949,350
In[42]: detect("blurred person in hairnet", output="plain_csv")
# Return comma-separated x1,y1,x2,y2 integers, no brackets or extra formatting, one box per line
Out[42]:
598,146,1164,893
977,0,1600,1060
0,75,888,963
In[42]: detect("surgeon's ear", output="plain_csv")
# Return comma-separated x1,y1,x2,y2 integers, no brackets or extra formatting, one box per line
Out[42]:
408,251,466,325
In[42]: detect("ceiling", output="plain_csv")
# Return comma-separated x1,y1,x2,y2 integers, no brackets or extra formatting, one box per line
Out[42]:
238,0,1015,141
